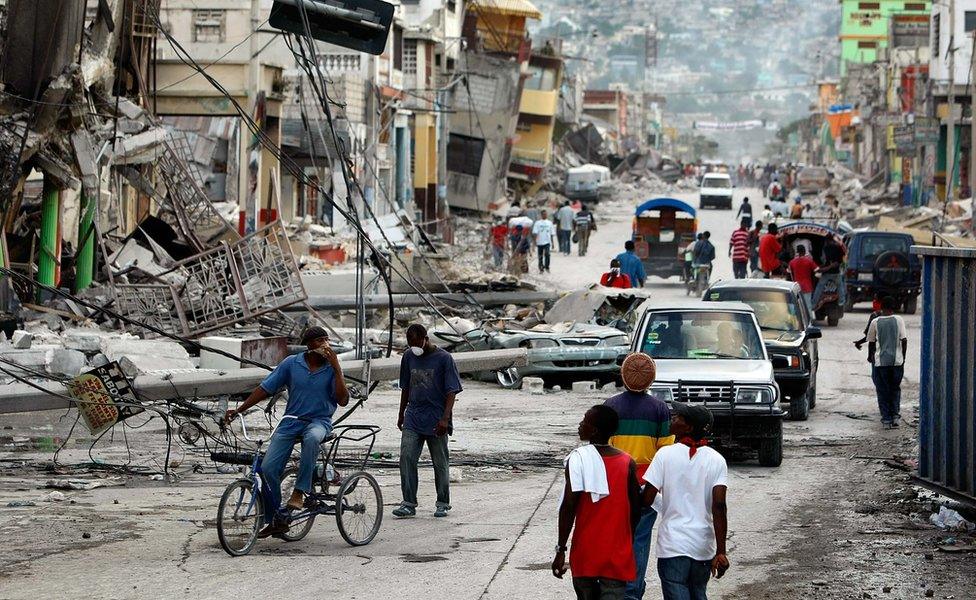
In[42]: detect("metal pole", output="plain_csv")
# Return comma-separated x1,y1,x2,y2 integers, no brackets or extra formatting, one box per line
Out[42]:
946,0,957,211
38,175,61,291
971,28,976,232
74,191,95,291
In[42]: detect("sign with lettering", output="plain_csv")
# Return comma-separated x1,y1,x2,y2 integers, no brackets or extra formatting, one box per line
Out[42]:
69,363,141,435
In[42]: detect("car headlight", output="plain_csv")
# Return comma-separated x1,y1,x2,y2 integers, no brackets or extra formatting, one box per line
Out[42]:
650,387,673,403
736,388,773,403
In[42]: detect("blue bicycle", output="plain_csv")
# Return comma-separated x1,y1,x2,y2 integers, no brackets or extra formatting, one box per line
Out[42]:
214,413,383,557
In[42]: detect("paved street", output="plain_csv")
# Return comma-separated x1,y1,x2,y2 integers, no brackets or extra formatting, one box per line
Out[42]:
1,190,973,599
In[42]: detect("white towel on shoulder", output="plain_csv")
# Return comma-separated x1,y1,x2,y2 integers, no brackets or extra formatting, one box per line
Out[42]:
564,444,610,503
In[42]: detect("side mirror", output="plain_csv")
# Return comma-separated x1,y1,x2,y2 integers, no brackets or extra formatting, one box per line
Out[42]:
771,355,790,369
805,326,822,340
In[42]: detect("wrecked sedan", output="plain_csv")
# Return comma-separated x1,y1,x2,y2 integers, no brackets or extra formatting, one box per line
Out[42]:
490,323,631,389
433,321,630,389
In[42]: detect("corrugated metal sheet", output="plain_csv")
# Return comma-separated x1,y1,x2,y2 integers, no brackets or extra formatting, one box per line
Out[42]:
469,0,542,19
913,245,976,504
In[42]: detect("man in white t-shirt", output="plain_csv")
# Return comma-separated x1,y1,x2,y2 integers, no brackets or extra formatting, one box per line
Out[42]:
641,403,729,600
866,295,909,429
532,209,555,274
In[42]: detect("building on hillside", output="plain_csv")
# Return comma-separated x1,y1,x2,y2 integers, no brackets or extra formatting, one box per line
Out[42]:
838,0,931,76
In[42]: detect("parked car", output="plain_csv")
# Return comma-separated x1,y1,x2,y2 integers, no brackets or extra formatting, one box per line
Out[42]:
842,231,921,314
632,302,785,466
699,173,734,209
704,279,821,421
797,166,831,195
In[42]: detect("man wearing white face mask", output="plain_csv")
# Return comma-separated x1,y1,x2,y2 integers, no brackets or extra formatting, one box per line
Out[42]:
393,324,463,518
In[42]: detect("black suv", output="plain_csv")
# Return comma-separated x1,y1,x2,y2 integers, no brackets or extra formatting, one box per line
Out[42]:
842,231,921,314
704,279,821,421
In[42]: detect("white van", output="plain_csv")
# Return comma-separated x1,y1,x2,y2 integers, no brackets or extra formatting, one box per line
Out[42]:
564,164,611,202
699,173,734,209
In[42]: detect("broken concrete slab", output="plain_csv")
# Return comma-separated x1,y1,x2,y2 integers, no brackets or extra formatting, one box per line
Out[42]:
46,348,87,378
572,381,597,393
10,330,32,349
523,377,545,394
63,328,120,353
101,337,195,375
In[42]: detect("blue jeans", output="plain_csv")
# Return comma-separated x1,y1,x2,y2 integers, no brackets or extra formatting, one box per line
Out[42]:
558,229,572,254
657,556,711,600
732,261,747,279
260,418,330,523
625,508,658,599
871,364,904,423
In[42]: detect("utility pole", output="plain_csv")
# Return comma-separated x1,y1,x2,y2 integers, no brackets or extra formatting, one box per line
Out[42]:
243,0,262,234
946,0,957,214
971,27,976,232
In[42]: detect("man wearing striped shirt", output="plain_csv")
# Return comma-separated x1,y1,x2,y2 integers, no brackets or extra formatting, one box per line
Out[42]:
729,218,751,279
604,352,674,599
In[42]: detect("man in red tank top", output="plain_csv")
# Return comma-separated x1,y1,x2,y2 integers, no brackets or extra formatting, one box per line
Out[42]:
553,405,641,599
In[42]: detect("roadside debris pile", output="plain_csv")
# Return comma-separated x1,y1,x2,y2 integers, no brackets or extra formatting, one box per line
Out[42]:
818,164,974,241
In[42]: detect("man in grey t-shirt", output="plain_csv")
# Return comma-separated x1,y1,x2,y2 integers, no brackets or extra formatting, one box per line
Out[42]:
866,296,908,429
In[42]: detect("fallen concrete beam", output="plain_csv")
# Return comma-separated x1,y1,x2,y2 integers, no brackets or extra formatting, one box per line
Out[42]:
0,348,527,414
298,291,559,311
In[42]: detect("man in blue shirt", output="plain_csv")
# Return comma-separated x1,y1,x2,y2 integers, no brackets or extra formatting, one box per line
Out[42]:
393,324,463,518
224,326,349,538
616,241,647,288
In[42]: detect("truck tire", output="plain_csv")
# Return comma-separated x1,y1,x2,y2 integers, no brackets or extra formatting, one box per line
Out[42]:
758,422,783,467
903,296,918,314
874,251,911,287
788,390,810,421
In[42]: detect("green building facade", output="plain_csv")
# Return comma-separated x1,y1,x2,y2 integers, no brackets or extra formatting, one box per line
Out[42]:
839,0,931,75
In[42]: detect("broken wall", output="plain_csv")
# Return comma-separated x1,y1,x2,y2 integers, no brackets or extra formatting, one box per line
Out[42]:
447,52,521,212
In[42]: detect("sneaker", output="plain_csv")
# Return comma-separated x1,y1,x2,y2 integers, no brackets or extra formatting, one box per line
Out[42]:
257,521,290,538
434,506,451,518
882,421,892,430
890,420,900,428
392,505,416,518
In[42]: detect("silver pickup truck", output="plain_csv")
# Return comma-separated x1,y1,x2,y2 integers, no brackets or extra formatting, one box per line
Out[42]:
632,301,786,466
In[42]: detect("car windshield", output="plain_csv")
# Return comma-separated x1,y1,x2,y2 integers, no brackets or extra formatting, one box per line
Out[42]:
707,289,804,332
861,235,910,260
702,177,731,188
641,311,765,359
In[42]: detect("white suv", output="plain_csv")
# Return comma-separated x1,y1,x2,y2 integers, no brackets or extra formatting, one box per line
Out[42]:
699,173,734,209
632,301,786,466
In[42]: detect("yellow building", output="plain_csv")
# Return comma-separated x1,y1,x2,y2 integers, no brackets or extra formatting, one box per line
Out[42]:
510,52,564,185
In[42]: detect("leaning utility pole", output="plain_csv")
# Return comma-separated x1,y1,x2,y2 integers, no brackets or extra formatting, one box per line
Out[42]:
946,0,957,214
971,27,976,233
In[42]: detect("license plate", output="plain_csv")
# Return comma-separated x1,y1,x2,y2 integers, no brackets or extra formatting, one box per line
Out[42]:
857,273,872,281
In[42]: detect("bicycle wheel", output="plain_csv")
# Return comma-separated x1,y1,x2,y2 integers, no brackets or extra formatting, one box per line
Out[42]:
217,479,263,557
280,467,316,542
335,471,383,546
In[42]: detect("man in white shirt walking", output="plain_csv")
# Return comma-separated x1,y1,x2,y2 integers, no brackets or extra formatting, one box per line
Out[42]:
866,295,909,429
641,403,729,600
532,209,556,273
